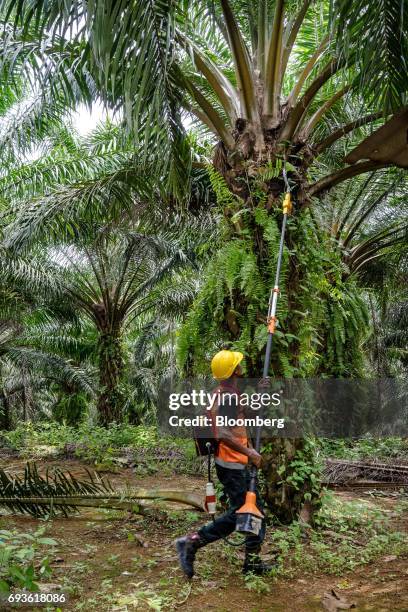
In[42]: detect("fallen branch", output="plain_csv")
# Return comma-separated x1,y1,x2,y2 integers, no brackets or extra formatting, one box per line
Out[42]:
117,488,204,510
324,458,408,485
0,493,204,514
0,462,205,518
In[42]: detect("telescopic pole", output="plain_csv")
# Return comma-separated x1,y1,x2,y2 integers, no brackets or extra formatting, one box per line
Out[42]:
235,170,293,535
251,190,292,478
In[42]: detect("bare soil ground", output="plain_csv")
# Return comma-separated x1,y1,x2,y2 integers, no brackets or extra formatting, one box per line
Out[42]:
1,457,407,612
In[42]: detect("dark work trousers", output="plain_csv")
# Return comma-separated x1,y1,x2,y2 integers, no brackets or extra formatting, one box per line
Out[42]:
197,463,266,552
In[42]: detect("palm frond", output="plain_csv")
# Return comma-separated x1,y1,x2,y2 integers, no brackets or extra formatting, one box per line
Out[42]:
0,462,204,518
1,2,192,198
331,0,408,112
3,346,94,394
0,462,114,517
0,249,64,298
3,166,143,251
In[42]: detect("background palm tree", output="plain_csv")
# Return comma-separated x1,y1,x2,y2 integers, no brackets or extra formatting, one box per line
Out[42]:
44,227,196,425
0,119,213,424
2,213,204,426
0,251,93,429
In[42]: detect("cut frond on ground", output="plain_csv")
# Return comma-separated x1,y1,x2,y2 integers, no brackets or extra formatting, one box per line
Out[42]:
0,462,205,518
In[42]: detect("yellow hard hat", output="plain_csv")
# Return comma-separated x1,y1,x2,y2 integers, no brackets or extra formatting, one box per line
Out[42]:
211,350,244,380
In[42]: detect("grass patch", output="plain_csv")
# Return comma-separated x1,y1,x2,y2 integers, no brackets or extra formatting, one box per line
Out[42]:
268,491,408,578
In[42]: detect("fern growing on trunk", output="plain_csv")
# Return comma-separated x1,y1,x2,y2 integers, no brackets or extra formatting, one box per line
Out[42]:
178,170,370,522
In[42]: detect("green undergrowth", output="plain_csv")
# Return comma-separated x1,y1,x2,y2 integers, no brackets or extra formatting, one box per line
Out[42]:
0,422,199,474
267,491,408,579
1,422,158,453
0,526,57,594
320,437,408,460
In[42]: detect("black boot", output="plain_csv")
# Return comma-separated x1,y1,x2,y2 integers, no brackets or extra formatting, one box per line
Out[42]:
243,549,274,575
176,533,204,579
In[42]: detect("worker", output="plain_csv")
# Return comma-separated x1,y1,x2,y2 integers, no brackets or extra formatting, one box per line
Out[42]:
176,349,272,578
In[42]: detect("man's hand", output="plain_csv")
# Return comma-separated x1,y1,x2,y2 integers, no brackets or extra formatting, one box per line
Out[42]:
248,448,262,468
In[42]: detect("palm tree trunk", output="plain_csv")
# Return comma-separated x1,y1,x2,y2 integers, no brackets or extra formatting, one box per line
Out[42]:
208,157,319,521
0,366,10,431
0,390,11,431
263,439,302,521
97,326,126,426
20,365,33,422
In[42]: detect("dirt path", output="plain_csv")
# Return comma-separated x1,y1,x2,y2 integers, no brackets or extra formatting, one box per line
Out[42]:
1,458,407,611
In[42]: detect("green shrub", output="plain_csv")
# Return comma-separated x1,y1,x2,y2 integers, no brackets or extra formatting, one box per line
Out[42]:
1,422,74,453
0,527,57,593
320,437,408,460
1,422,158,456
0,422,198,472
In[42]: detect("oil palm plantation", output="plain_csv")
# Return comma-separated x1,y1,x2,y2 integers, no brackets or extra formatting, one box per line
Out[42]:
1,1,406,193
1,0,406,368
0,120,210,425
1,0,407,520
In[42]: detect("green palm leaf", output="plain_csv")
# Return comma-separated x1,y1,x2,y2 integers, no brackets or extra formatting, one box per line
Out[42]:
331,0,408,112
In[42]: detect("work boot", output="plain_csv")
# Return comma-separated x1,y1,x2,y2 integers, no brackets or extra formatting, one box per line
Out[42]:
176,533,204,579
243,550,274,575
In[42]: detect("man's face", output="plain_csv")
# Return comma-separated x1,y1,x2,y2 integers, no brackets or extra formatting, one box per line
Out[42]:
234,364,243,377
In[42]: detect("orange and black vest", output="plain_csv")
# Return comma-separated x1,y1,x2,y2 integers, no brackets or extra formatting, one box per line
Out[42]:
211,381,248,469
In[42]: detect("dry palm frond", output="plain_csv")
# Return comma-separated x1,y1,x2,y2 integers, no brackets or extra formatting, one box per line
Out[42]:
0,462,204,518
324,458,408,485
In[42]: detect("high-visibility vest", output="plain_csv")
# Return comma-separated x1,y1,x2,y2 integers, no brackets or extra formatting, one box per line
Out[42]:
211,382,248,466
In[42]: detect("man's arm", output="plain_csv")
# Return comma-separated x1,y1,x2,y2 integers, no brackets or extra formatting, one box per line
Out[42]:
218,428,262,468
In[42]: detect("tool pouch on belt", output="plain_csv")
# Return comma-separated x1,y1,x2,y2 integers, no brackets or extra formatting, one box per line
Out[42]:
193,402,219,456
193,432,218,456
